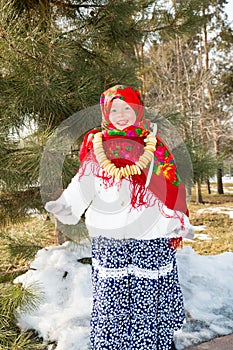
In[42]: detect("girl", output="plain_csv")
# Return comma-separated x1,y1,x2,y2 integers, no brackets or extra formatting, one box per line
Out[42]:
45,85,193,350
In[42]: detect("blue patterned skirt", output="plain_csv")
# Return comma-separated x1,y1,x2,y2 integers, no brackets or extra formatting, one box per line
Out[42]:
90,237,185,350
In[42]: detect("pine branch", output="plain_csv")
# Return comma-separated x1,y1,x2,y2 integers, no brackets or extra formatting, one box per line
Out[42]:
0,283,45,349
50,0,101,10
55,0,116,45
0,27,38,60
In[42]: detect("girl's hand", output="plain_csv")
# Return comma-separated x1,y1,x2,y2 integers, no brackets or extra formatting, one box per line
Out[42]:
45,201,72,216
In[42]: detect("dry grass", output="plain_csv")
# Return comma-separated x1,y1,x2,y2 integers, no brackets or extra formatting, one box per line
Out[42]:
185,184,233,255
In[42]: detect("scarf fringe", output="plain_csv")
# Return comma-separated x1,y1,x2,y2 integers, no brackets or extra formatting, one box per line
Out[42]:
78,153,184,248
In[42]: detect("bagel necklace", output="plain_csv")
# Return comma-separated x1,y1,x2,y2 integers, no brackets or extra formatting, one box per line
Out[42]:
93,132,157,180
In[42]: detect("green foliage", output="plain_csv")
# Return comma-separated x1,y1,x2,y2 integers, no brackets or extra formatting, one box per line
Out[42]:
0,188,42,227
0,0,145,225
0,0,142,129
187,142,217,183
157,0,206,41
0,129,46,225
0,218,52,348
0,283,45,349
0,217,53,277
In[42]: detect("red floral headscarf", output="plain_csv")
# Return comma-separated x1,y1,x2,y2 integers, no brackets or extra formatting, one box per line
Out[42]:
100,85,145,123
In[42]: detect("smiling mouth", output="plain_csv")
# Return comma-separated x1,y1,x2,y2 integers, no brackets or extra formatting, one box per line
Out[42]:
117,120,129,125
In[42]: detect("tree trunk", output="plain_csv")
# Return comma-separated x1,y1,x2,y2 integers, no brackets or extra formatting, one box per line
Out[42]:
54,218,67,245
196,180,204,203
213,119,224,194
217,168,224,194
206,179,211,194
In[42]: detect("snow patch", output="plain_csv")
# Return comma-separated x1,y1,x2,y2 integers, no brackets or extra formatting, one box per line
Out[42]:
15,241,92,349
15,243,233,350
194,233,211,241
193,225,206,231
197,206,233,219
175,247,233,348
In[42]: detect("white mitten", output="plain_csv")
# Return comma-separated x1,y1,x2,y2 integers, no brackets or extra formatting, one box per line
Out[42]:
45,201,72,216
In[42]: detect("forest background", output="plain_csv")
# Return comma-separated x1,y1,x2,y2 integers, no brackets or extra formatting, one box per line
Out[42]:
1,0,233,221
0,0,233,349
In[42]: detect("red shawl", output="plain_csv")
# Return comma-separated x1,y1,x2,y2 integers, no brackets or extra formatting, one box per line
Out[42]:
79,85,189,247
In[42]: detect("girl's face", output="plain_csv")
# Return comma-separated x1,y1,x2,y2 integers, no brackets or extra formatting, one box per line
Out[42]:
109,99,137,130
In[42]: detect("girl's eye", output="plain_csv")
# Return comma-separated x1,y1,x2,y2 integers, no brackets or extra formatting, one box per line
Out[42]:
110,109,117,113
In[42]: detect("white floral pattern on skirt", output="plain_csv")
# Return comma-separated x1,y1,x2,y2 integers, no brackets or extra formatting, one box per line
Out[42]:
90,237,185,350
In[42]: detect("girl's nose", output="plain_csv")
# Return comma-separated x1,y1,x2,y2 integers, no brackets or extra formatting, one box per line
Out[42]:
120,106,126,115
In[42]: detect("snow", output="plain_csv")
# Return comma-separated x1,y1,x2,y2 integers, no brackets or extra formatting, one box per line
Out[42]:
175,247,233,349
15,242,92,350
209,176,233,194
193,225,206,232
197,206,233,220
192,233,212,241
184,225,212,243
225,0,233,23
14,239,233,350
210,175,233,184
209,186,233,194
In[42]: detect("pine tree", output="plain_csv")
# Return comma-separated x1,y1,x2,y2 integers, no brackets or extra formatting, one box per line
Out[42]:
1,0,209,221
0,0,143,226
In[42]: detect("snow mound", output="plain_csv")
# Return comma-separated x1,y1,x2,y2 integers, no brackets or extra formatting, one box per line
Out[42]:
15,241,92,350
175,247,233,349
15,243,233,350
